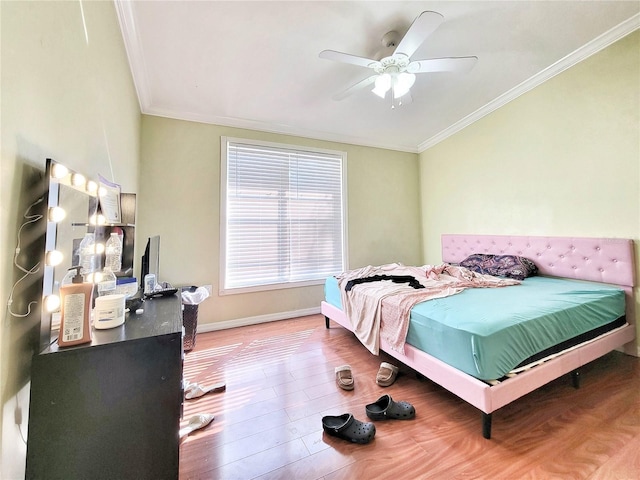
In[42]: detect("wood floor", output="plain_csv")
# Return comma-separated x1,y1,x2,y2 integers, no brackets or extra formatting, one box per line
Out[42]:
179,314,640,480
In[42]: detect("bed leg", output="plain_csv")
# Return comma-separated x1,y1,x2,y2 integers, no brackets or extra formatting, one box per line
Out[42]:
571,370,580,389
482,412,492,439
325,316,330,329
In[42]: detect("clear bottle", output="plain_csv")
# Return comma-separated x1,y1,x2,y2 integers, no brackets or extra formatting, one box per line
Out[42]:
78,232,97,275
105,232,123,272
97,268,117,297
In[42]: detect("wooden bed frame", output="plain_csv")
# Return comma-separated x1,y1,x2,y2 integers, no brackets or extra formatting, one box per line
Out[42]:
321,234,637,439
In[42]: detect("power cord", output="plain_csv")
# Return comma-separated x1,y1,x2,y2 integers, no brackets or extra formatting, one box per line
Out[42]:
6,196,44,318
14,396,26,445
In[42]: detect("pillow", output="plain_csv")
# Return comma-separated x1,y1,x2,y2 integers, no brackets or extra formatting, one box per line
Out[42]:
458,254,538,281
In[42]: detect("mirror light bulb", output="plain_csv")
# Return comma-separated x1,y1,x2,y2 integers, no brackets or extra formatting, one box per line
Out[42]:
89,214,106,226
71,173,86,188
51,163,69,179
45,295,61,313
46,250,64,267
48,206,66,223
86,180,98,194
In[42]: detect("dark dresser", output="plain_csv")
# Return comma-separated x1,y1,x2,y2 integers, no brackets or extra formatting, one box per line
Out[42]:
26,294,183,480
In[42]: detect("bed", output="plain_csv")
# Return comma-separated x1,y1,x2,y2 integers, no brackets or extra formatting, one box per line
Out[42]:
321,234,637,439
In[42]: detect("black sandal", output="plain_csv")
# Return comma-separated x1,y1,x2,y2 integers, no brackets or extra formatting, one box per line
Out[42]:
365,395,415,420
322,413,376,444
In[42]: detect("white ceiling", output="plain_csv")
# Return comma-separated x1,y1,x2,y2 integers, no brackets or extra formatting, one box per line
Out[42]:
115,1,640,153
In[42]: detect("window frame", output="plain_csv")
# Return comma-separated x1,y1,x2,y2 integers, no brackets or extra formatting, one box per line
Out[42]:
220,136,348,295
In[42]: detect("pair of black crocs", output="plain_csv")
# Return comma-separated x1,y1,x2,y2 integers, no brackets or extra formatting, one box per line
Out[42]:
321,394,415,444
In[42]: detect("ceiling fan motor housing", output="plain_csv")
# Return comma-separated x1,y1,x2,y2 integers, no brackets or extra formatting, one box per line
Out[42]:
372,54,411,75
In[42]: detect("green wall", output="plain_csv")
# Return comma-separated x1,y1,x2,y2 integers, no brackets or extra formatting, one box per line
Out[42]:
0,2,140,476
419,31,640,352
138,115,422,327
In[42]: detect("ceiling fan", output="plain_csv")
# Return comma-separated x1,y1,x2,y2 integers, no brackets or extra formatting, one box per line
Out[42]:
319,11,478,106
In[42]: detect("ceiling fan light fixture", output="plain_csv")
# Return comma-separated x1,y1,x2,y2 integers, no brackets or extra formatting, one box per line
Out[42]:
372,73,391,98
393,72,416,98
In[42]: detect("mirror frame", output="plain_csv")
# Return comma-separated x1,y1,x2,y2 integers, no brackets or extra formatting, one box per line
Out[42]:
41,159,101,350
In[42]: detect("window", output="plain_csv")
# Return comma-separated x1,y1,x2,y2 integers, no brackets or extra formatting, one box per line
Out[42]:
220,137,347,293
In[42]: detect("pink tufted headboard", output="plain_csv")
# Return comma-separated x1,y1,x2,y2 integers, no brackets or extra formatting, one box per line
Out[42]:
442,234,636,288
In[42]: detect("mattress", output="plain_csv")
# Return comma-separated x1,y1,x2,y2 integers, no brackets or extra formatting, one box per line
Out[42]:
324,275,625,380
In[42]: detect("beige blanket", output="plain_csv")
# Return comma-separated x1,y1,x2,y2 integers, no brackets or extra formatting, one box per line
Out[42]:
336,263,519,355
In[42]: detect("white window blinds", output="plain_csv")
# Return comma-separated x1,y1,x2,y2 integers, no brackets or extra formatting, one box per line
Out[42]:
221,138,347,293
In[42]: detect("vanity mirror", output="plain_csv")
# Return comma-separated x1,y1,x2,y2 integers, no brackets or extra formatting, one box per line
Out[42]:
40,159,136,351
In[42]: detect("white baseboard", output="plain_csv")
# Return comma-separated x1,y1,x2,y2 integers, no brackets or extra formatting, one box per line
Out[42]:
616,339,640,357
196,306,322,333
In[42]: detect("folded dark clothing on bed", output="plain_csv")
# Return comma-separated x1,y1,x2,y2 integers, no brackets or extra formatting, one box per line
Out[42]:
345,275,425,292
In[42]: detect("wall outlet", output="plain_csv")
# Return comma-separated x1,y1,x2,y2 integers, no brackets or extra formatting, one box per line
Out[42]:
203,284,213,296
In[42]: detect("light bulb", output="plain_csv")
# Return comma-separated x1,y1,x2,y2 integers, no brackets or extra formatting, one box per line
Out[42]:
86,180,98,194
46,250,64,266
48,206,66,223
45,295,61,313
393,73,415,99
51,163,69,179
89,214,106,226
71,173,86,188
372,74,391,99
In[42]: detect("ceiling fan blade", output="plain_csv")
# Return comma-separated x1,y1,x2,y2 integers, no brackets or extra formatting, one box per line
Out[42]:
332,75,378,101
319,50,380,69
407,56,478,74
394,11,444,58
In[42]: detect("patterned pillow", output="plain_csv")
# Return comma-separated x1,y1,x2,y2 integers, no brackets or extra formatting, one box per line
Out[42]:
458,254,538,281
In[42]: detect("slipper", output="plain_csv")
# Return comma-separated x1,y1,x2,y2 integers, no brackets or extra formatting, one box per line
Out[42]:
179,413,215,438
376,362,399,387
322,414,376,444
184,382,226,400
335,365,354,391
365,394,415,420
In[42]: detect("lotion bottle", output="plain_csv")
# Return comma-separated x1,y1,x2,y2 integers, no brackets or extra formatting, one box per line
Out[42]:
58,266,93,347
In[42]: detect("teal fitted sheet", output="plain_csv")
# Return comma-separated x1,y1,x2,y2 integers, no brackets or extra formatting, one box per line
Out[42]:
324,275,625,380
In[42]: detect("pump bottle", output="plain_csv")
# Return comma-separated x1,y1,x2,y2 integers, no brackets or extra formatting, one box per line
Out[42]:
58,266,93,347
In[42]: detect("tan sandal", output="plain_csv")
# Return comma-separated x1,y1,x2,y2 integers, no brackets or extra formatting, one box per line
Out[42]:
184,382,226,400
376,362,399,387
179,413,215,439
335,365,354,390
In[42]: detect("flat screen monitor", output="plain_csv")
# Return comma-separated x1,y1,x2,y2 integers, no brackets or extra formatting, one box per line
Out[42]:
141,235,160,288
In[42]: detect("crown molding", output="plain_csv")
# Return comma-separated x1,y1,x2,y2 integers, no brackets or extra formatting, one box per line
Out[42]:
417,13,640,153
143,106,420,153
114,0,152,112
115,1,637,156
114,1,417,153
